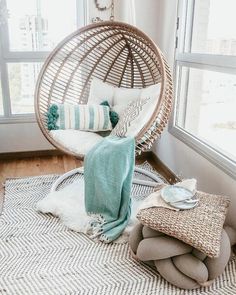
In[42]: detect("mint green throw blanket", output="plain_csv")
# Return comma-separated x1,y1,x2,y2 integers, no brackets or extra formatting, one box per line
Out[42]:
84,135,135,242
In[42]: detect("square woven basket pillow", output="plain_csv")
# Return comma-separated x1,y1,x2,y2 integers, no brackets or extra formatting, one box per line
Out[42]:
137,190,230,258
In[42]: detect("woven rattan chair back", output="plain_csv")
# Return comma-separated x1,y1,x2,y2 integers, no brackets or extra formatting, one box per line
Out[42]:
35,21,173,159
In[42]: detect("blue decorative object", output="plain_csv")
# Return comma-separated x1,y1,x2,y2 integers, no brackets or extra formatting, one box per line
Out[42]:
161,185,198,210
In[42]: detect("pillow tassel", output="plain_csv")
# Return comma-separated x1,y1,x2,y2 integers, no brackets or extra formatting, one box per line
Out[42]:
100,100,119,128
47,104,59,130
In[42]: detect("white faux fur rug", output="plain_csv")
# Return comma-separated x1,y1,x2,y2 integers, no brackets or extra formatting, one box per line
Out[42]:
36,162,167,242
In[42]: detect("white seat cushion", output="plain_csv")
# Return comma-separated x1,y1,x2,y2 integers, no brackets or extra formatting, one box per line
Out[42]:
50,130,104,155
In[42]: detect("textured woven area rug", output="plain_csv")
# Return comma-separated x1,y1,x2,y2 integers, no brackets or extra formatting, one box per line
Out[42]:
1,163,236,295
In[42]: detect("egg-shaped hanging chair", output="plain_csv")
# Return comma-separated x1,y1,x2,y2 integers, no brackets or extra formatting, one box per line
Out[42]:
35,21,173,160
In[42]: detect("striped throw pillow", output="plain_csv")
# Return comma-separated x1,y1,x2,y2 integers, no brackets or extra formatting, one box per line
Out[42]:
47,103,112,131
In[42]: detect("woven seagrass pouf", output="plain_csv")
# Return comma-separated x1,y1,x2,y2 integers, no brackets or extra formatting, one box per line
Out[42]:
129,223,236,290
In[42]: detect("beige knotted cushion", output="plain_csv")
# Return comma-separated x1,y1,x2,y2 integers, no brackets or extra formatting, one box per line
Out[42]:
129,224,234,290
137,191,230,258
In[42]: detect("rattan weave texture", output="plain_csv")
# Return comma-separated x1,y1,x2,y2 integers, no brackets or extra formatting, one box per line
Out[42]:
35,21,173,159
137,191,230,258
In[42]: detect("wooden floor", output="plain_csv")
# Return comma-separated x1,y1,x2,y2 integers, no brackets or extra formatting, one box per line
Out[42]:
0,155,83,183
0,155,82,214
0,152,175,215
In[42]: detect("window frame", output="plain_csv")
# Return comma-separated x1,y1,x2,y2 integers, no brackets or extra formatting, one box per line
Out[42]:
169,0,236,179
0,0,87,123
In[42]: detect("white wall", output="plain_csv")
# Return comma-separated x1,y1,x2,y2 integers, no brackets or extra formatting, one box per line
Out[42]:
133,0,236,229
132,0,160,43
0,122,51,153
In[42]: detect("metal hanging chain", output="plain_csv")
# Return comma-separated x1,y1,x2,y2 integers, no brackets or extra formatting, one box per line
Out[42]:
94,0,112,11
110,0,114,21
93,0,115,21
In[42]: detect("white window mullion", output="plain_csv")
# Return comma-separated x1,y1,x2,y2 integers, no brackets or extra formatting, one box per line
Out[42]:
176,0,194,53
0,59,12,117
0,26,11,117
176,53,236,71
76,0,88,28
184,0,195,53
0,0,12,117
177,60,236,76
3,51,50,61
0,0,10,54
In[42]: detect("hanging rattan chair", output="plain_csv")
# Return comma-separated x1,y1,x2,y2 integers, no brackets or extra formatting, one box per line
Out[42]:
35,21,173,160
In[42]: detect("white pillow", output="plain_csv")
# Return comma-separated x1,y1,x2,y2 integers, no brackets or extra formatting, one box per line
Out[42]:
140,83,161,101
88,78,161,136
112,87,142,115
88,78,142,116
88,78,114,106
129,83,161,137
48,103,112,132
112,84,161,138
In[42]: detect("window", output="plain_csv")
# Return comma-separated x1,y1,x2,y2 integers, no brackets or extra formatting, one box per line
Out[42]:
6,0,77,52
171,0,236,178
8,62,42,114
0,0,85,121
